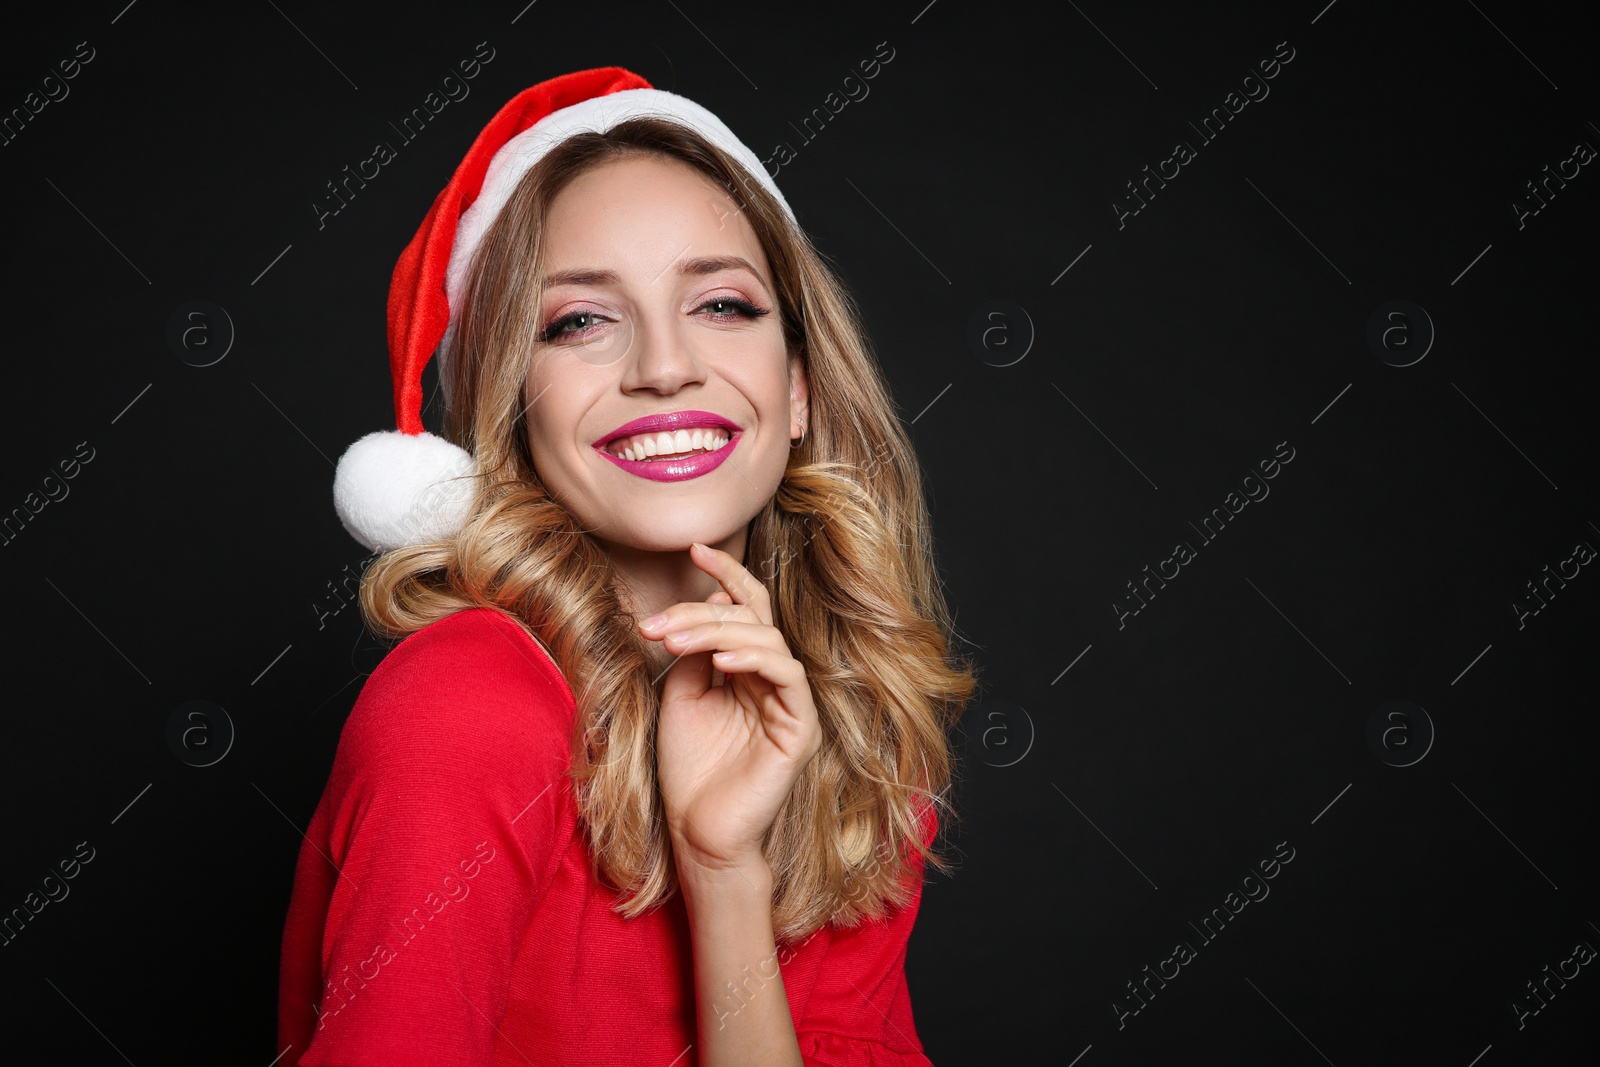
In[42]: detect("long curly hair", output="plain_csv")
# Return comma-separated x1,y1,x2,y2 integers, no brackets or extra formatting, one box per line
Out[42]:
359,115,977,942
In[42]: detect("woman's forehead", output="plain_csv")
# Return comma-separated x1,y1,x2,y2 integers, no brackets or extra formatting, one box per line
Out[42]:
539,158,772,289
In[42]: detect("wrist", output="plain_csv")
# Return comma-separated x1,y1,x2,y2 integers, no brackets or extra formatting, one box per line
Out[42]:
674,847,773,901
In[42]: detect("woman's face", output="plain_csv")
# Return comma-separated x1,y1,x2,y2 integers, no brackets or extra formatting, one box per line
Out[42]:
521,153,807,555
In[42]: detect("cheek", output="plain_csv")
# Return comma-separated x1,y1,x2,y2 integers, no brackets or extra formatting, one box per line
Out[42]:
518,391,555,472
521,364,546,413
523,419,560,473
720,342,791,397
519,373,596,476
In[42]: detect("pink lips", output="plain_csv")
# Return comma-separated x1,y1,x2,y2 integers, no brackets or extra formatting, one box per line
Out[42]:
594,409,741,482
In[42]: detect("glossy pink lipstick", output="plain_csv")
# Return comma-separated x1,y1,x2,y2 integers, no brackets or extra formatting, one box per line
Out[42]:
594,409,741,482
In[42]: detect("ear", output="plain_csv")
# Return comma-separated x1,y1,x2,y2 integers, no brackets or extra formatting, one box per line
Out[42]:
788,351,810,441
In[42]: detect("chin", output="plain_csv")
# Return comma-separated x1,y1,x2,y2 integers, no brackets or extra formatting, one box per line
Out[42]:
596,514,743,555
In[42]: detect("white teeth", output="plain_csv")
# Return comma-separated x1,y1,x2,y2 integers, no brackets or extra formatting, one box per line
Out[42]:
611,428,730,460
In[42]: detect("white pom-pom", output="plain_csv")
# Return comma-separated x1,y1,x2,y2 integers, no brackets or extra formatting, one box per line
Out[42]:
333,430,477,552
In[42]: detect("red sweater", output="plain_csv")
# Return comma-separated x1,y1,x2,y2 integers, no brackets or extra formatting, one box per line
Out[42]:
278,606,937,1065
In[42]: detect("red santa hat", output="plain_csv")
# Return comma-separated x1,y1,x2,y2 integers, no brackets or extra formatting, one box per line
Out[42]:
332,65,795,552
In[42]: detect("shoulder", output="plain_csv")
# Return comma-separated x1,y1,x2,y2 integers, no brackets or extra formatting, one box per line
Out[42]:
366,605,567,702
339,607,575,776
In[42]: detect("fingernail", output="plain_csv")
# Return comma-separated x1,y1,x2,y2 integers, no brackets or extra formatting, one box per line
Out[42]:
640,613,667,631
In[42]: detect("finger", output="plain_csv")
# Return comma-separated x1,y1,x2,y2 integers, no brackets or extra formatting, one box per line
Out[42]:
689,542,774,627
660,619,789,658
638,600,758,639
658,647,715,708
706,646,814,730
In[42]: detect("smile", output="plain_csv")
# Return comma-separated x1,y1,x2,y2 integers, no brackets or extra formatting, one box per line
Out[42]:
607,427,730,461
594,430,739,482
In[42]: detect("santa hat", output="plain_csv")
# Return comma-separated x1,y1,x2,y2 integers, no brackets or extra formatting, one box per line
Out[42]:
332,66,796,553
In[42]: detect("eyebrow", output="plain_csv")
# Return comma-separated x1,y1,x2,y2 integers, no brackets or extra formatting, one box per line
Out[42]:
540,255,768,290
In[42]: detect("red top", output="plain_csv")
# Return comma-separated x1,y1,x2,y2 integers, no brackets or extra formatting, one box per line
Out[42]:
278,606,937,1066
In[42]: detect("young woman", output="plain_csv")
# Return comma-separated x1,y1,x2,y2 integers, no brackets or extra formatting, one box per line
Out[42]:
278,66,976,1066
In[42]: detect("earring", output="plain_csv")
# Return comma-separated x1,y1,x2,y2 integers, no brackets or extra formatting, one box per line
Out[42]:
792,415,807,448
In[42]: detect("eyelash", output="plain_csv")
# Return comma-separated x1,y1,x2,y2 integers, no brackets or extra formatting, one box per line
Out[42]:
536,297,770,343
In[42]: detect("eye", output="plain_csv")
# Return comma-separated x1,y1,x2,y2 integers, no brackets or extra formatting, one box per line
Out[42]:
537,310,611,343
697,297,770,321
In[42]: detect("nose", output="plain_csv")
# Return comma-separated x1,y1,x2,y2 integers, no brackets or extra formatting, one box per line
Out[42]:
620,309,707,395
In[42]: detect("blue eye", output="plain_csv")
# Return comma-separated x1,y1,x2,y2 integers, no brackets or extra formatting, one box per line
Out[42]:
536,299,770,344
537,310,609,343
699,297,768,320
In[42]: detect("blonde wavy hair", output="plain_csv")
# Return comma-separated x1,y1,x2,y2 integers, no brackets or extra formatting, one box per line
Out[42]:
360,116,977,941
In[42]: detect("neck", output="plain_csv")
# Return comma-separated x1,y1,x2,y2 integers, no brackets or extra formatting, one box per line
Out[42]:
607,526,750,676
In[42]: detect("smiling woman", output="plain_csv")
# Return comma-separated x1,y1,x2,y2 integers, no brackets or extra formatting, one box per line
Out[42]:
282,67,975,1067
513,151,802,574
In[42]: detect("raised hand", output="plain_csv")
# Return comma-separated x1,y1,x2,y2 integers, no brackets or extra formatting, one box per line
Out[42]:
640,541,822,879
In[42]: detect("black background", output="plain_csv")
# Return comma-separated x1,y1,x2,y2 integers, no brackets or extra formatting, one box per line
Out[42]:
2,1,1596,1063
